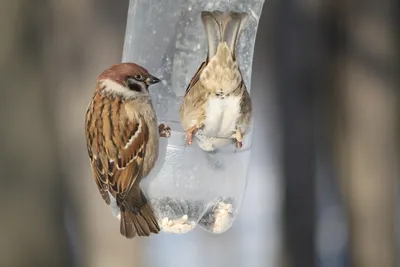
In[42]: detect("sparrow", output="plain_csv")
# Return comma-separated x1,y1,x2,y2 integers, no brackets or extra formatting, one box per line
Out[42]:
85,63,171,238
179,11,252,152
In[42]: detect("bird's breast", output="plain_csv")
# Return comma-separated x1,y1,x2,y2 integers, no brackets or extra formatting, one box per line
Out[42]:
202,95,241,138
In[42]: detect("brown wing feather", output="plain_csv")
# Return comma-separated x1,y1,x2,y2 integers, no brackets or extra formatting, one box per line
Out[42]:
85,95,149,205
108,115,149,200
184,61,207,96
89,158,110,204
237,82,252,133
180,61,210,131
85,97,111,204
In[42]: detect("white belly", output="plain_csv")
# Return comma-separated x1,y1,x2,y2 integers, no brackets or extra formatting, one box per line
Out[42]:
202,95,241,138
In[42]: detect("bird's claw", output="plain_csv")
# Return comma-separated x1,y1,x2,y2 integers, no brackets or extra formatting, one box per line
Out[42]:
236,140,242,149
185,132,193,145
233,140,242,153
158,123,171,138
185,126,197,145
232,130,243,150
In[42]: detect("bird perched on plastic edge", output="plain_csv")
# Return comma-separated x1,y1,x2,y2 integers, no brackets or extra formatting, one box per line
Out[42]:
179,10,252,152
85,63,171,238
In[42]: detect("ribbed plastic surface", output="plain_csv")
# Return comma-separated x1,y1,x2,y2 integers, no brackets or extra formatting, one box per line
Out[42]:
120,0,264,234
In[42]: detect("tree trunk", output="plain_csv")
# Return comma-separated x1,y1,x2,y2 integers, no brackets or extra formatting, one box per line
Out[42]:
333,0,399,266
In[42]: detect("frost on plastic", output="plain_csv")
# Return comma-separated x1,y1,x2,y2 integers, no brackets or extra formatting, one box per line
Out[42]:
121,0,265,234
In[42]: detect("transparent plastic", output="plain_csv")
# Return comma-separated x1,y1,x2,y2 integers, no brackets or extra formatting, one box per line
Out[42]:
120,0,265,234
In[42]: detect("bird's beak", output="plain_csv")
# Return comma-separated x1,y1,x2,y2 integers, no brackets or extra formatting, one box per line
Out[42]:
146,74,161,85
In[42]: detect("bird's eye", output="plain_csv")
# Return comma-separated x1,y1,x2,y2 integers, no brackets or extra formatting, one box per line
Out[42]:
134,74,144,81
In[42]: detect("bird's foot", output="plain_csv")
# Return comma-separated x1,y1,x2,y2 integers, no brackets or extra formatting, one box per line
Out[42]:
231,130,243,150
158,123,171,138
186,133,193,145
185,125,197,145
236,140,243,149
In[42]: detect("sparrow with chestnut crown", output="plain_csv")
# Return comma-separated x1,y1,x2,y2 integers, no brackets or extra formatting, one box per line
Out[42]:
85,63,170,238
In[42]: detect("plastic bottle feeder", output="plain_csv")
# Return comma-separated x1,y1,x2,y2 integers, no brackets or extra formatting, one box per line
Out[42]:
116,0,265,234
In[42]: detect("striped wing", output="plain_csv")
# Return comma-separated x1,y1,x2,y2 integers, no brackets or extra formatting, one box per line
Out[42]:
85,95,149,204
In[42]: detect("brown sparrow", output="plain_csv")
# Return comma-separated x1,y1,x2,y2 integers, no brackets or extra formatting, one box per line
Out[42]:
179,11,252,152
85,63,171,238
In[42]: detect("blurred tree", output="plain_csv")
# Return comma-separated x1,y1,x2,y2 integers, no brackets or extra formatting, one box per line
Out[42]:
0,1,72,266
274,0,398,266
274,0,323,266
332,0,399,266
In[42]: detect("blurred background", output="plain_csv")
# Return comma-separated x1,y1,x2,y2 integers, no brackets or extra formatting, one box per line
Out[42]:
0,0,398,267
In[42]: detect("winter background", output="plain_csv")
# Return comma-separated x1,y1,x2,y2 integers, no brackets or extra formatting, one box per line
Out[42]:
0,1,398,267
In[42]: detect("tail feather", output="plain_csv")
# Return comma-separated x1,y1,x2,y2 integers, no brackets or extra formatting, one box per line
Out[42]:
201,10,248,59
139,202,161,233
201,11,224,59
131,213,150,236
223,11,248,58
120,210,135,238
119,189,160,238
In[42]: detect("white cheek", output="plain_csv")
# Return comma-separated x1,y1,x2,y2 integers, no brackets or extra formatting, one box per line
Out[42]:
100,79,138,98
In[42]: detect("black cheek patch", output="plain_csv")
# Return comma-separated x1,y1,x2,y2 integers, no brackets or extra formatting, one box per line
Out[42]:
128,82,143,92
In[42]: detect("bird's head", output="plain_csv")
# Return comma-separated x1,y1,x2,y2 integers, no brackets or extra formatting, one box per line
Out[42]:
97,63,161,99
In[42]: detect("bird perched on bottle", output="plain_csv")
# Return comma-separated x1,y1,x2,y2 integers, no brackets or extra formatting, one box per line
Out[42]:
85,62,171,238
179,10,252,152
